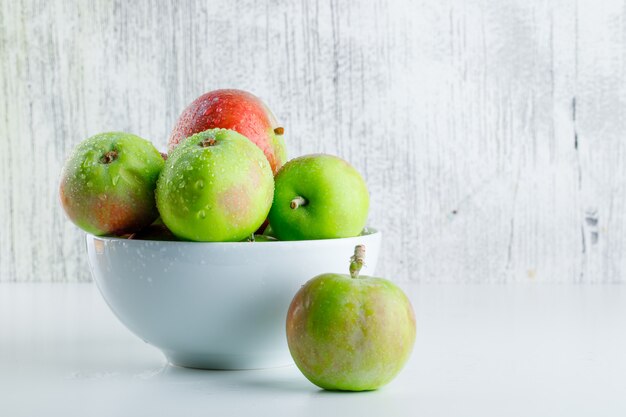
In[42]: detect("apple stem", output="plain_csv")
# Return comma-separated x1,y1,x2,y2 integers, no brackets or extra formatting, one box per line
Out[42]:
100,150,118,164
274,127,284,135
290,196,307,209
199,138,217,147
349,245,366,279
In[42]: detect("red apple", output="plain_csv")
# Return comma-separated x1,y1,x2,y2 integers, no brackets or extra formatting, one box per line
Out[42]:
168,89,287,174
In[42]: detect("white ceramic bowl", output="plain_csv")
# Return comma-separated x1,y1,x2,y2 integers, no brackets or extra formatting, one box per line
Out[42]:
86,229,381,370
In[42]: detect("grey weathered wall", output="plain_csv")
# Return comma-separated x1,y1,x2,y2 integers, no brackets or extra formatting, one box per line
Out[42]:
1,0,625,282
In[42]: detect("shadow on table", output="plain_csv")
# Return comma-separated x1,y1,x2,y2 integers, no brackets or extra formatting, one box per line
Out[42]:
151,363,313,393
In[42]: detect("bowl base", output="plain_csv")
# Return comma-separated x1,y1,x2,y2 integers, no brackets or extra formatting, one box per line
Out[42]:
164,351,294,370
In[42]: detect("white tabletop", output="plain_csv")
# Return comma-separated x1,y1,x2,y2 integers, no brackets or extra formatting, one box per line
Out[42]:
0,283,624,417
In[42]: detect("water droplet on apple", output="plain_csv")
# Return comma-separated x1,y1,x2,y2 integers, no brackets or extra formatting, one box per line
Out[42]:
197,210,206,219
195,180,204,189
112,175,120,185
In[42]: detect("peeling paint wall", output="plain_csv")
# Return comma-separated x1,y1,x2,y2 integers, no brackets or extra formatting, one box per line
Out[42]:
1,0,625,282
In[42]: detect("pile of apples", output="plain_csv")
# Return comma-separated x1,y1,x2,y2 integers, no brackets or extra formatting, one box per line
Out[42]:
59,89,369,243
59,89,415,392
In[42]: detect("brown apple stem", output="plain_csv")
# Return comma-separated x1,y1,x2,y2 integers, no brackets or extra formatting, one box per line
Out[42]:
199,138,217,147
349,245,366,279
100,150,118,164
290,196,307,209
274,127,285,135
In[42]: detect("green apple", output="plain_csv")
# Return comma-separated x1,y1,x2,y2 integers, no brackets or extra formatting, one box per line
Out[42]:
59,132,164,235
268,154,369,240
286,245,416,391
156,128,274,242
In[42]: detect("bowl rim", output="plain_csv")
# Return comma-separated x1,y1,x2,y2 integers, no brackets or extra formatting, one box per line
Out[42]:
86,227,381,247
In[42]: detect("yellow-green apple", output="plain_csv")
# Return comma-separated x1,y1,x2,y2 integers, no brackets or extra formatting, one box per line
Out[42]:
168,89,287,174
286,245,416,391
268,154,369,240
59,132,164,235
157,128,274,242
